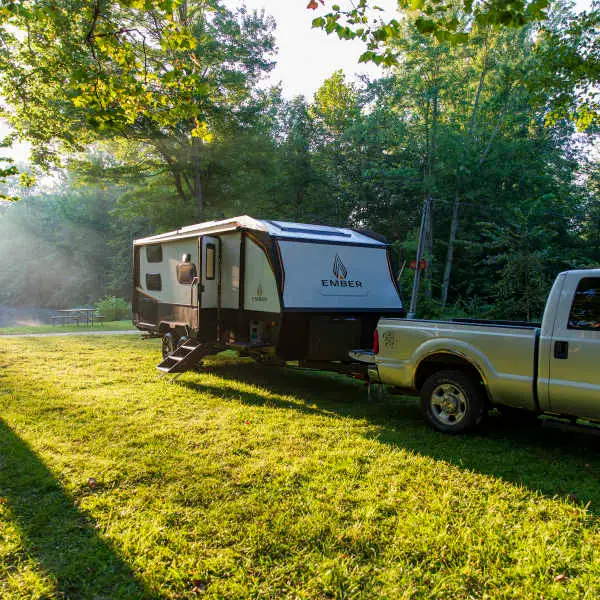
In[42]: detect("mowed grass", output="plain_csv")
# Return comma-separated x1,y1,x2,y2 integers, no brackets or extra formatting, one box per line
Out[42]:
1,336,600,599
0,320,135,335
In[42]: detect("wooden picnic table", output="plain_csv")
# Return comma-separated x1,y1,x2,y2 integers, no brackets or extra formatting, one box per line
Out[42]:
52,308,104,326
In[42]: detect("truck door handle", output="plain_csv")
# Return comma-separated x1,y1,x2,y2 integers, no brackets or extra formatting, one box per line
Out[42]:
554,340,569,359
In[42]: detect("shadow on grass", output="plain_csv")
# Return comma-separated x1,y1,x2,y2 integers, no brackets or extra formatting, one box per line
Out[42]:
183,362,600,511
0,420,159,599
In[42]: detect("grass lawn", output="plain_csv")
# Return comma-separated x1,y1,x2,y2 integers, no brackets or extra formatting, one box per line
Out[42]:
0,320,135,335
1,335,600,599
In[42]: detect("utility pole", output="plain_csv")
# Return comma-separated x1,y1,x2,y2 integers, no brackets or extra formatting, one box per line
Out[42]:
407,195,431,319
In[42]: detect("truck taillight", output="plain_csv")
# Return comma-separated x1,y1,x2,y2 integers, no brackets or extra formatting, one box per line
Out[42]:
373,329,379,354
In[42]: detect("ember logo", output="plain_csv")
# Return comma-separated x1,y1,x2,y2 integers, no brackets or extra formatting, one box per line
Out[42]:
321,254,363,288
252,282,268,302
333,253,348,281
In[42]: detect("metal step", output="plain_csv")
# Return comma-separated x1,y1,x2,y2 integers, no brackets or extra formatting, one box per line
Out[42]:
156,340,207,374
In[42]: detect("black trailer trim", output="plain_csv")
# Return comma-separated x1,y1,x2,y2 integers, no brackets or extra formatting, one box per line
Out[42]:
284,307,406,315
386,247,402,298
272,236,387,249
266,220,352,238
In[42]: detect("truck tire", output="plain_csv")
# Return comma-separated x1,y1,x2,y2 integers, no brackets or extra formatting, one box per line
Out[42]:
420,370,486,434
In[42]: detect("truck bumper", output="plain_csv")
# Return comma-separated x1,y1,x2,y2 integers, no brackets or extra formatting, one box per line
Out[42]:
348,349,381,383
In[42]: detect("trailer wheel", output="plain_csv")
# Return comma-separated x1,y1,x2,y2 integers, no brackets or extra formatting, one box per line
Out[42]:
420,370,485,434
161,333,177,359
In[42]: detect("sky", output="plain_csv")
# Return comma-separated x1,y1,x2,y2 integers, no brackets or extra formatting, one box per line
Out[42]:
223,0,400,99
230,0,594,100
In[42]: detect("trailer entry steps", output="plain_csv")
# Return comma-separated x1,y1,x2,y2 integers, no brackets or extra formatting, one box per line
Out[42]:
156,341,207,374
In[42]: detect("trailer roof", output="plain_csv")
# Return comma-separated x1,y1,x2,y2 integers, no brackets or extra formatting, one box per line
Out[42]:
133,215,387,246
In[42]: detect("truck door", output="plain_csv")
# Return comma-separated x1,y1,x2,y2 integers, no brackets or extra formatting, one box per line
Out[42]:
548,275,600,419
199,235,220,341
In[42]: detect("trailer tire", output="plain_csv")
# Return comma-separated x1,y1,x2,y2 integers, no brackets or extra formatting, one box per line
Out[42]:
420,370,486,434
161,333,177,359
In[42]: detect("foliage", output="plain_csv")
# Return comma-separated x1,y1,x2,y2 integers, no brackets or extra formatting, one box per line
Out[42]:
309,0,551,57
0,1,598,321
95,296,131,321
0,0,276,216
309,0,600,129
0,172,134,307
2,335,600,597
532,2,600,129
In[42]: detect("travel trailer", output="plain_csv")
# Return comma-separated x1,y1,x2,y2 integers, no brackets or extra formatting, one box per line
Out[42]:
132,216,404,374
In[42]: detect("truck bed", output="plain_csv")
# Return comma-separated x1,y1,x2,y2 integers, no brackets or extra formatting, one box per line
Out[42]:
374,318,539,411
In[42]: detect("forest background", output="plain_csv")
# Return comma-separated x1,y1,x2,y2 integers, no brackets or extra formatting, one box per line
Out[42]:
0,0,598,321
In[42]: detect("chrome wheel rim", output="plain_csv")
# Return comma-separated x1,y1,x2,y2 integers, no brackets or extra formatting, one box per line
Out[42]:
430,383,467,426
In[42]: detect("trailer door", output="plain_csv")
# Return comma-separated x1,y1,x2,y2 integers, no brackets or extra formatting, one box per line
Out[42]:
199,235,220,340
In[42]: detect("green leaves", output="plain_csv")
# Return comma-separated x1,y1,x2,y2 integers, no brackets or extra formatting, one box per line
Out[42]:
311,0,554,63
0,0,276,214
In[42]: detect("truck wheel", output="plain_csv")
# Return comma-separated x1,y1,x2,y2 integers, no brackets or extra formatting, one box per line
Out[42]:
420,370,486,434
161,333,176,359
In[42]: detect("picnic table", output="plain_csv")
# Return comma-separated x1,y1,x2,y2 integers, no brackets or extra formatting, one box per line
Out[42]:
51,308,104,326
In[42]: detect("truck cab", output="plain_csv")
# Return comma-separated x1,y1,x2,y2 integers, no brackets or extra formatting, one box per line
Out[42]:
353,269,600,433
538,270,600,419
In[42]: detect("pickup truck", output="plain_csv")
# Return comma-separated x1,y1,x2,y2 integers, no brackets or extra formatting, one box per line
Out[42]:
350,269,600,433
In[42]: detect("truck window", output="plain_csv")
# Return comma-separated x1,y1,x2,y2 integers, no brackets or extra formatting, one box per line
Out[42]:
568,277,600,331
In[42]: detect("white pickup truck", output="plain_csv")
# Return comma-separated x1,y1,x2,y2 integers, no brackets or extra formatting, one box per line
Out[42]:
350,269,600,433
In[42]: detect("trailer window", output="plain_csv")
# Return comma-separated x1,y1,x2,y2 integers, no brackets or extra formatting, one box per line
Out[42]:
206,244,216,280
146,273,162,291
568,278,600,331
146,244,163,263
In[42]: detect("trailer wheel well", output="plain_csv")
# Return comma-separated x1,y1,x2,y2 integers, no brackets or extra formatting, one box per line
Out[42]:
415,354,489,404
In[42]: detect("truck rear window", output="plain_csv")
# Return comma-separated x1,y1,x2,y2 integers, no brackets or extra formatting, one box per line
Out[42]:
568,277,600,330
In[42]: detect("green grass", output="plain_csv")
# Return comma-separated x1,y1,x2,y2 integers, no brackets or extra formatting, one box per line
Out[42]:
0,320,135,335
1,335,600,599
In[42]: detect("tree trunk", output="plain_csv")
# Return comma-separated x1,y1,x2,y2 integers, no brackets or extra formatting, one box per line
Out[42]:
191,137,204,219
441,191,460,309
423,81,439,300
440,37,490,305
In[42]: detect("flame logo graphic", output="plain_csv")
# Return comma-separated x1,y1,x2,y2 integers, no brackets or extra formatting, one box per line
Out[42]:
333,253,348,280
257,284,263,296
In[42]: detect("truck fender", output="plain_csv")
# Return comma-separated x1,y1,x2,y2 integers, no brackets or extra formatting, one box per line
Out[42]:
411,339,495,403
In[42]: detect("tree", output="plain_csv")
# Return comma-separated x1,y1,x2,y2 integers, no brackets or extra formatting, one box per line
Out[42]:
309,0,600,128
0,0,276,217
308,0,552,54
